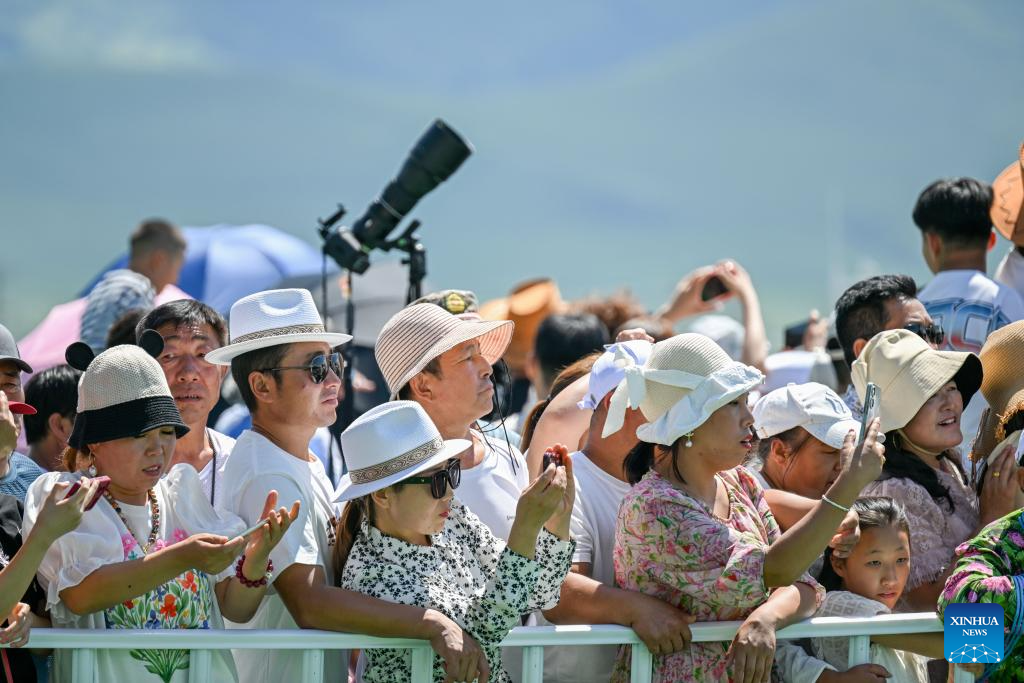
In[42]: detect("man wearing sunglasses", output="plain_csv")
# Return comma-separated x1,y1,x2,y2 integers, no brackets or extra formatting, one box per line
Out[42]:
207,289,489,683
914,177,1024,454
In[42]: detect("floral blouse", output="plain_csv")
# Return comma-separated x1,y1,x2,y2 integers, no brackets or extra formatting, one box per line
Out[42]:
613,466,824,683
862,461,978,598
341,500,573,683
938,509,1024,683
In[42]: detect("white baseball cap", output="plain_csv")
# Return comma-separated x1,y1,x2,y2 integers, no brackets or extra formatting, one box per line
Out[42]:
753,382,859,449
577,340,654,411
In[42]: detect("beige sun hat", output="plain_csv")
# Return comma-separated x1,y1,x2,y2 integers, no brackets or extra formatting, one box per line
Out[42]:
972,321,1024,461
602,332,764,445
851,328,982,432
991,142,1024,245
375,303,514,399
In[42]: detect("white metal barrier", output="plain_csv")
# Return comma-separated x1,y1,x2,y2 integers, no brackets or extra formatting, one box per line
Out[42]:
18,613,974,682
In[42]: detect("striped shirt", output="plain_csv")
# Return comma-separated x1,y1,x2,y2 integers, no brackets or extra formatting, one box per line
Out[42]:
79,269,155,351
0,453,46,503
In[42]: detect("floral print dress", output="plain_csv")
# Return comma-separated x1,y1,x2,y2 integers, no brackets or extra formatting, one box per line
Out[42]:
341,500,574,683
23,465,247,683
613,466,824,683
938,509,1024,683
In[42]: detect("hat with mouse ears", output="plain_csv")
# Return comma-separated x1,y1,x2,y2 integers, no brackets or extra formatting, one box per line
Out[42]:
65,330,189,449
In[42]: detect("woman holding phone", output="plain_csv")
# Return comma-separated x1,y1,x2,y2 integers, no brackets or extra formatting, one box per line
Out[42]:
23,337,299,683
852,329,1018,612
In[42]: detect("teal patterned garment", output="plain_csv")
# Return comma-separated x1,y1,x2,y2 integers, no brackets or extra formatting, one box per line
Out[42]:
938,509,1024,683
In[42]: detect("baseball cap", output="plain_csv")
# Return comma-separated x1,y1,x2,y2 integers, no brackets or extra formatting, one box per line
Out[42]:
0,324,31,374
578,339,654,411
753,382,859,449
9,402,36,415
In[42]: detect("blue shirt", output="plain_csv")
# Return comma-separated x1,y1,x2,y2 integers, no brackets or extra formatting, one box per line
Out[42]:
0,453,46,503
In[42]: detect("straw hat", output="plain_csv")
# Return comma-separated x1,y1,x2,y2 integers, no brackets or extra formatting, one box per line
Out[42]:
375,304,514,399
972,321,1024,460
64,331,188,449
991,142,1024,245
851,329,982,432
478,278,565,374
205,289,352,366
602,333,764,445
334,400,470,502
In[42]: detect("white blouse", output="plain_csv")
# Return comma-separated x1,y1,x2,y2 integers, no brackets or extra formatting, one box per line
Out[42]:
341,500,574,683
23,464,247,683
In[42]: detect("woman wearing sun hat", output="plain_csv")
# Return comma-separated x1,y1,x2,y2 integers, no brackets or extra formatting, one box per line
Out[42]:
22,336,298,683
334,400,575,683
853,328,1019,614
611,333,885,683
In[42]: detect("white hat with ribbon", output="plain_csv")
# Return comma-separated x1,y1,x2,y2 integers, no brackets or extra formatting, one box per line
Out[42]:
603,333,764,445
334,400,470,502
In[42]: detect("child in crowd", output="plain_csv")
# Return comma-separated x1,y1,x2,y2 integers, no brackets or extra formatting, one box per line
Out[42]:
814,497,943,682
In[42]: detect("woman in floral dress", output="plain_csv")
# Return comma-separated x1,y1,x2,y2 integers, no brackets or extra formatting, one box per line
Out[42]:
938,509,1024,683
22,338,297,683
610,333,885,682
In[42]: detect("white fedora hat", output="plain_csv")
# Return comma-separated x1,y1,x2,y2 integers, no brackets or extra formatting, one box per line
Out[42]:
206,288,352,365
375,303,514,399
335,400,470,502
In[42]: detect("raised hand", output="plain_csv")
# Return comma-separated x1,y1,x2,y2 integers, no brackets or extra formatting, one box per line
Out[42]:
34,478,100,543
238,490,300,580
830,420,885,504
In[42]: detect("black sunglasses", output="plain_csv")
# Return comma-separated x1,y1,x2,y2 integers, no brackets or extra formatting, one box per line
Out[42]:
905,322,945,346
403,459,461,499
260,352,344,384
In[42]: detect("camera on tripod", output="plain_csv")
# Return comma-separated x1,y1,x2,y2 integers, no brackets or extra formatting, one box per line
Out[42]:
319,119,473,276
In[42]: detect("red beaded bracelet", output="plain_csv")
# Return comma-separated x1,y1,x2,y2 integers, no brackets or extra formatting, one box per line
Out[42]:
235,556,273,588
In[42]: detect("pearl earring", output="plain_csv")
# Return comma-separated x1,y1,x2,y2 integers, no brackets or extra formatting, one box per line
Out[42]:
88,464,98,476
684,432,694,448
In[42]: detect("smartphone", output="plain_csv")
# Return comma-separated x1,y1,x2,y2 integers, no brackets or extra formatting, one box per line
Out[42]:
858,383,881,444
542,449,563,471
239,519,269,542
700,276,729,302
64,475,111,511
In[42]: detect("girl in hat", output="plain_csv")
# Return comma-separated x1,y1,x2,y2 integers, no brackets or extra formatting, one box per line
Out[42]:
22,337,299,683
611,333,885,683
813,497,942,682
334,400,574,683
852,329,1019,614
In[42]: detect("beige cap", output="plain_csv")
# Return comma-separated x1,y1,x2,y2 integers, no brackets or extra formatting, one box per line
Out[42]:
852,329,982,432
375,304,514,399
478,278,565,374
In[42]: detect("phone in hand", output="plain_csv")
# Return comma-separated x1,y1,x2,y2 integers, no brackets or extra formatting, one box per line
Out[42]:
542,449,563,471
858,383,881,445
700,276,729,302
63,475,111,511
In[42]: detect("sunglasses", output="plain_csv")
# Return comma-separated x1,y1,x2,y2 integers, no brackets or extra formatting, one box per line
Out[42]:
260,352,344,384
904,322,945,346
403,459,461,499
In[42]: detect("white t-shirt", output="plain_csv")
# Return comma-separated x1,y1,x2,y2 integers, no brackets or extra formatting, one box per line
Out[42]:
23,465,244,683
540,451,631,683
995,246,1024,302
197,428,236,508
918,269,1024,456
457,431,530,542
216,430,344,683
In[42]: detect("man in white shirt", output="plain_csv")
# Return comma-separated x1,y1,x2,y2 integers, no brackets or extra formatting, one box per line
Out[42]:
914,177,1024,454
208,289,489,683
138,300,236,507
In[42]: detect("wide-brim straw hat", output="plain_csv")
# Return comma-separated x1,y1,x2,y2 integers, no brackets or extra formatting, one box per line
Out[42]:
972,321,1024,461
602,332,764,446
375,303,514,399
991,142,1024,245
478,278,565,374
334,400,470,502
65,332,188,449
851,329,982,433
206,289,353,366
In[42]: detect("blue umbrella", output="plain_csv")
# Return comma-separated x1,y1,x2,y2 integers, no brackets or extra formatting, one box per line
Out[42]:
80,224,335,313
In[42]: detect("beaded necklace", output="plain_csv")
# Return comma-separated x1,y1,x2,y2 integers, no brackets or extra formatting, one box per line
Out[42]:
103,489,161,554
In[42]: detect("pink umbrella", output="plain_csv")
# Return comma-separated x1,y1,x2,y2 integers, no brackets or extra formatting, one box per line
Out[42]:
18,284,192,375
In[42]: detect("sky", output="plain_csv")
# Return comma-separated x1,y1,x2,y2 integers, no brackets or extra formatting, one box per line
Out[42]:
2,0,1024,343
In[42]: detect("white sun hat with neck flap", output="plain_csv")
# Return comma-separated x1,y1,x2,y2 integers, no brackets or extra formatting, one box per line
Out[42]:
603,333,764,446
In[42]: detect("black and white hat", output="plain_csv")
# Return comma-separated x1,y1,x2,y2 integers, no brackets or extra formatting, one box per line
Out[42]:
65,331,189,449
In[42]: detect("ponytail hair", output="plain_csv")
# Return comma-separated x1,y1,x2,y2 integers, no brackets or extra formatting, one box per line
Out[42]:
334,495,373,580
623,439,687,485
